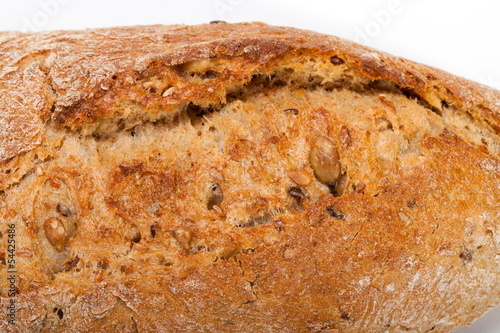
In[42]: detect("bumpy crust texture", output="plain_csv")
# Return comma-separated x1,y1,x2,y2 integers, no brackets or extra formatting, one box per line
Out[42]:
1,22,500,332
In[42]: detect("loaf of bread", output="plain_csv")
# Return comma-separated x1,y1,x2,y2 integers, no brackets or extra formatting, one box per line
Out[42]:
1,22,500,332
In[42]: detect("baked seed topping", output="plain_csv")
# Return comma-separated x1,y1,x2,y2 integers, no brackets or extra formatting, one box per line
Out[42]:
284,108,299,115
287,186,308,199
309,135,341,187
208,182,224,210
43,217,68,252
130,225,142,243
288,170,312,186
330,55,344,65
173,228,193,252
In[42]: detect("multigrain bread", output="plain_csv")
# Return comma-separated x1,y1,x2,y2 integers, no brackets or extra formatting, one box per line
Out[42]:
1,22,500,332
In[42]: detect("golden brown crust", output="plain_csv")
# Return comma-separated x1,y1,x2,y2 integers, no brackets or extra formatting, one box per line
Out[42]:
1,23,500,333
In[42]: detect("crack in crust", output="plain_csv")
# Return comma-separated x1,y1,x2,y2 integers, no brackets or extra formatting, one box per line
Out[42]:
1,23,500,165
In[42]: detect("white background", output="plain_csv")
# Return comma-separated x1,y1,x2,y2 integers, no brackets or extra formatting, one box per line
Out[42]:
1,1,499,332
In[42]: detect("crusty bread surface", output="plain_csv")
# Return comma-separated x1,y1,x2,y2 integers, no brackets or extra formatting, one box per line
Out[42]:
1,22,500,332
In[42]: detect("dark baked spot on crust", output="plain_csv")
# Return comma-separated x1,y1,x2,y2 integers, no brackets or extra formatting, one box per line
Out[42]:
150,224,159,238
326,206,345,220
63,256,80,271
118,161,144,177
352,183,366,193
98,259,110,270
460,250,473,263
249,212,273,226
56,202,72,217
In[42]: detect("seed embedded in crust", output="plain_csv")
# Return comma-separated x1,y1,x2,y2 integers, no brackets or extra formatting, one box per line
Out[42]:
330,56,344,65
162,87,175,97
150,224,159,238
460,250,473,263
274,220,284,232
287,186,308,199
207,182,223,210
173,228,193,252
43,217,68,252
130,225,142,243
209,169,225,182
309,136,341,187
64,256,80,271
49,178,61,189
16,247,32,258
56,203,72,217
339,125,352,148
284,108,299,115
288,170,312,186
36,165,44,176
